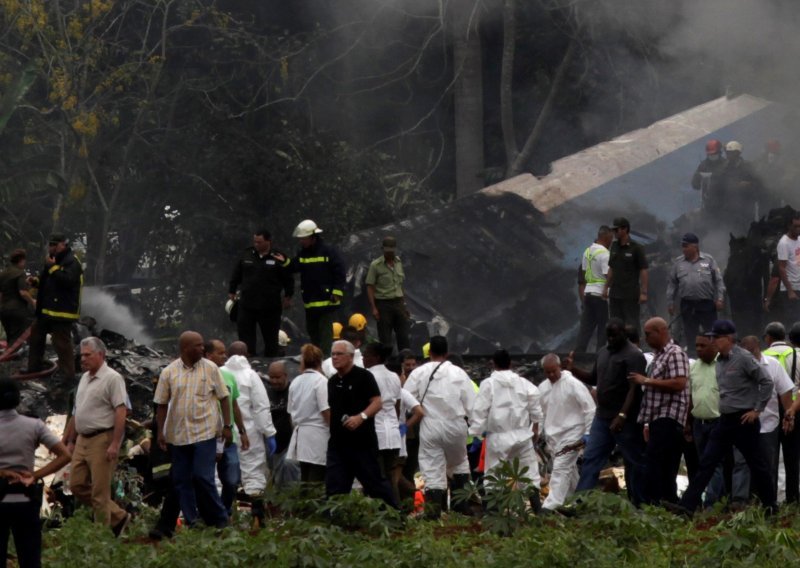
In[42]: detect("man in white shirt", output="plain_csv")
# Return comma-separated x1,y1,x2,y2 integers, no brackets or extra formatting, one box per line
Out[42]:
322,326,363,378
734,336,794,504
469,349,543,511
537,353,596,511
222,341,277,525
404,336,475,517
776,213,800,326
575,226,613,352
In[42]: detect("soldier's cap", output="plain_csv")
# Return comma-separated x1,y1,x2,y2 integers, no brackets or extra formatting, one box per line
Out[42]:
382,236,397,252
48,233,67,245
611,217,630,230
705,319,736,337
681,232,699,245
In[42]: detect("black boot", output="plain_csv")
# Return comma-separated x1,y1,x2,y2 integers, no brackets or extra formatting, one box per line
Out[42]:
450,474,472,515
251,498,266,529
529,488,542,515
424,489,445,520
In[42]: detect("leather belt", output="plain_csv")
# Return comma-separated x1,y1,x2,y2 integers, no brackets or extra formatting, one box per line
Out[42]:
79,427,113,439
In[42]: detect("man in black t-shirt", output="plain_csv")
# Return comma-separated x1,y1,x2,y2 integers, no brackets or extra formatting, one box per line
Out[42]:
565,318,648,505
326,340,397,508
605,217,649,335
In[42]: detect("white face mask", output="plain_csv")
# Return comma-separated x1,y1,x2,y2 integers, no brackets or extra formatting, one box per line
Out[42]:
708,154,720,162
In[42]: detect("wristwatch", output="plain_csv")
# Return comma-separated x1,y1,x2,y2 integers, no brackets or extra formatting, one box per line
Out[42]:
223,425,232,430
360,412,368,420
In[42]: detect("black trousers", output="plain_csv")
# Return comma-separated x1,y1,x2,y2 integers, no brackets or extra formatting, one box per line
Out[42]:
27,318,75,379
305,309,337,356
780,405,800,503
679,411,777,511
375,299,410,353
0,308,32,346
680,299,717,354
609,297,640,334
644,417,684,504
237,306,282,357
0,500,42,568
326,444,397,509
575,294,608,352
300,462,326,483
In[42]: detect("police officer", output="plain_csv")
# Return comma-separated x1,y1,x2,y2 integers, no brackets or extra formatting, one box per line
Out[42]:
229,229,294,357
666,232,725,354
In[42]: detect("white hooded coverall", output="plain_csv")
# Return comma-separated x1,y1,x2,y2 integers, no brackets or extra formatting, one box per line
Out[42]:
469,369,542,488
222,356,277,495
538,370,596,509
404,360,475,490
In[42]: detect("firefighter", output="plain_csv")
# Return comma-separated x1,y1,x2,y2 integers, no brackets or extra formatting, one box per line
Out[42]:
691,139,727,211
291,220,346,356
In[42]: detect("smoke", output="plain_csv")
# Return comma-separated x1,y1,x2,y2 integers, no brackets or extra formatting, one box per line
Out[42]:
81,287,153,346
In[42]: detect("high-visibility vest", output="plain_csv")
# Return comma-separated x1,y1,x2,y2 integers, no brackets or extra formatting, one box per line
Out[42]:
583,246,607,285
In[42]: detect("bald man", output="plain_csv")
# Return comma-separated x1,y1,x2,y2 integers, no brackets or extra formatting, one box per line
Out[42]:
154,331,232,528
629,317,690,505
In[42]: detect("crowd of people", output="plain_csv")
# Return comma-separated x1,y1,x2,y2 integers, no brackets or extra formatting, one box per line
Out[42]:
3,156,800,564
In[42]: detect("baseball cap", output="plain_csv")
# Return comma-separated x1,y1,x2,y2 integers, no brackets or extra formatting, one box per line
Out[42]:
48,233,67,245
681,232,699,245
611,217,630,230
705,319,736,337
382,236,397,252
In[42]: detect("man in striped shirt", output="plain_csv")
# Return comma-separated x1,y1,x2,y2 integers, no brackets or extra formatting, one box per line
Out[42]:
629,317,690,505
155,331,232,528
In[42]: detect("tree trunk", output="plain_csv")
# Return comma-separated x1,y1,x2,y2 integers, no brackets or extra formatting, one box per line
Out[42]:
450,0,484,198
509,40,576,177
500,0,518,170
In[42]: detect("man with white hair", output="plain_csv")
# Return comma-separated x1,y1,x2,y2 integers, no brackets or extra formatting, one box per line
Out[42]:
406,335,475,517
470,349,543,510
537,353,595,511
61,336,129,535
326,339,396,507
223,341,277,525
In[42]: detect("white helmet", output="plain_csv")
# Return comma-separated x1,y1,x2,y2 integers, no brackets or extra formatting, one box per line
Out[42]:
293,219,323,238
725,140,742,152
278,330,290,346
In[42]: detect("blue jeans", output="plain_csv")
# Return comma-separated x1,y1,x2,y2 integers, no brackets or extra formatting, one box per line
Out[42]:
217,443,241,515
693,419,724,506
169,438,228,527
576,415,647,505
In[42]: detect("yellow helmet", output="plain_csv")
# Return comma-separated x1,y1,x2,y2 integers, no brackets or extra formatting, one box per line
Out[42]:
332,322,343,339
422,342,430,359
348,313,367,331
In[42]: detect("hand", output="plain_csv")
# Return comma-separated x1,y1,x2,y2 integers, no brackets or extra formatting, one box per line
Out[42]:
371,306,380,321
282,296,292,309
609,416,625,434
580,434,589,446
783,413,795,434
158,432,167,452
763,298,771,313
272,252,286,263
667,304,674,316
643,424,650,443
266,436,277,456
44,255,55,266
628,372,648,386
239,432,250,452
398,423,408,437
683,424,693,442
16,471,35,487
222,427,233,446
602,287,609,300
715,299,724,311
330,294,342,305
106,442,120,462
343,415,364,431
741,410,760,424
638,293,648,304
789,290,798,301
563,351,574,371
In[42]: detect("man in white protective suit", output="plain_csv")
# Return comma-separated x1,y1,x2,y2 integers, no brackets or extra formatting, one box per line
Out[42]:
222,342,277,526
404,335,475,518
537,353,596,511
469,349,543,511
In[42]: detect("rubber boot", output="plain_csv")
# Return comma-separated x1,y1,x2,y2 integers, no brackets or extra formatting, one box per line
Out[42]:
529,488,542,515
251,498,266,529
424,489,445,520
450,474,472,515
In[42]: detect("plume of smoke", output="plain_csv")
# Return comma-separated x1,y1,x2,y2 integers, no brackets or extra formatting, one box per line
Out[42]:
81,287,153,346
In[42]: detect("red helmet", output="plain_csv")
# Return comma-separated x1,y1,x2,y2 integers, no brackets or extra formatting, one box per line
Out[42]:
705,139,722,155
